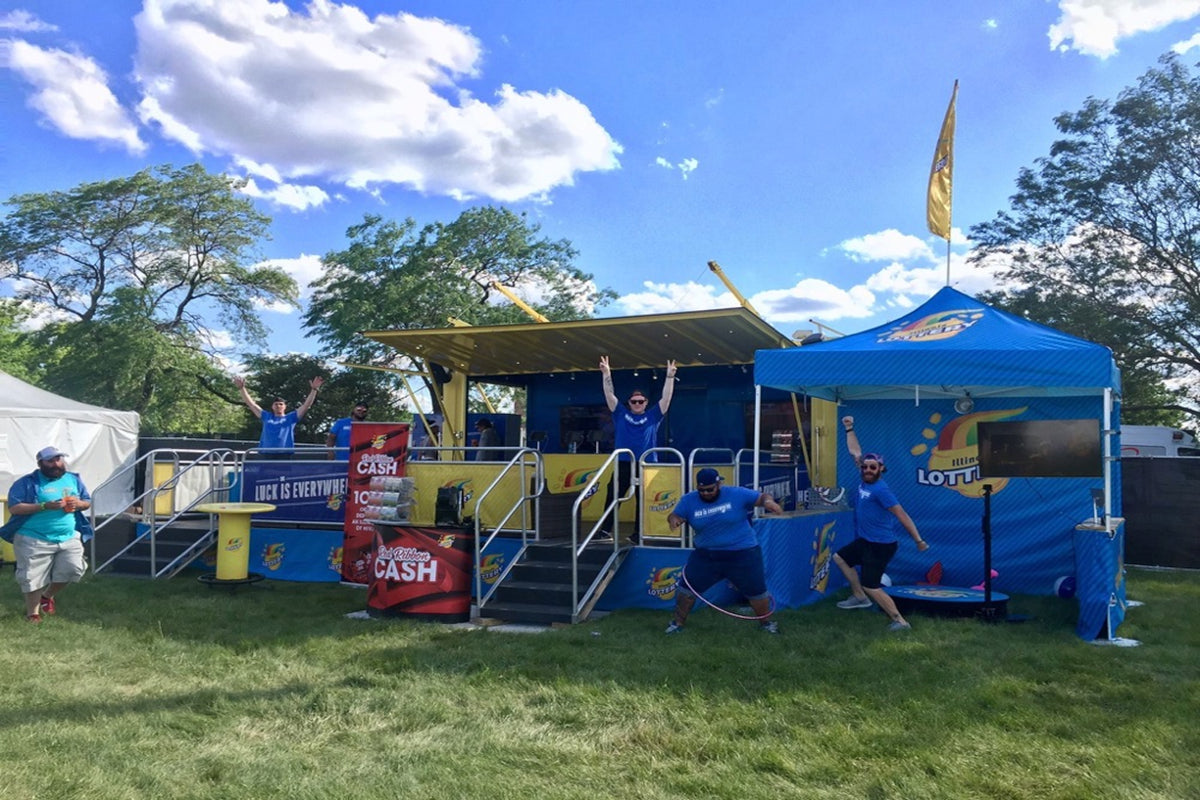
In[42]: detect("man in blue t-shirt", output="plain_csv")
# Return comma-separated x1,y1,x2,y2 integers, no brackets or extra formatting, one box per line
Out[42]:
664,467,782,635
832,415,929,631
326,401,369,459
1,446,93,623
598,355,677,543
235,374,323,457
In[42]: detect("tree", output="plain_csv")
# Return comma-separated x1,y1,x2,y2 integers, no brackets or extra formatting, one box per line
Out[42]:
0,164,297,431
232,354,411,444
969,53,1200,424
304,207,615,367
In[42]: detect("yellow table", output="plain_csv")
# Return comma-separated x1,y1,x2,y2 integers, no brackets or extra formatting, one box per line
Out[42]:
195,502,276,581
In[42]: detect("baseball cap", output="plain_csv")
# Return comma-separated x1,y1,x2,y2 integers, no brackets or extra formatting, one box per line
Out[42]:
36,446,68,461
861,452,885,465
355,401,369,409
696,467,722,486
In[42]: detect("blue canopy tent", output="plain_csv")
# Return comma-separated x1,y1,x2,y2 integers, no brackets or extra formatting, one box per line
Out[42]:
753,288,1123,630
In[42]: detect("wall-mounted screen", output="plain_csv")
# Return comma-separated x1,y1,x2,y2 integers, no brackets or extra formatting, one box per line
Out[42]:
977,419,1102,478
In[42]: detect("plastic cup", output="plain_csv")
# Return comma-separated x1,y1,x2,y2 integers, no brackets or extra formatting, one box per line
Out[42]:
62,492,76,513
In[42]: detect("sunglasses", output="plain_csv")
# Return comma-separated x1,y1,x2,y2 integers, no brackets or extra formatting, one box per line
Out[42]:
860,463,882,472
629,398,647,405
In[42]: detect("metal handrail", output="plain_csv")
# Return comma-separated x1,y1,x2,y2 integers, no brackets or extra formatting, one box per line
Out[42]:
93,448,238,576
474,449,543,611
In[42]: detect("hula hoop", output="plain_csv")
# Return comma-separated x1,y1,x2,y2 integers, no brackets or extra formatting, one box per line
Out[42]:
679,567,774,621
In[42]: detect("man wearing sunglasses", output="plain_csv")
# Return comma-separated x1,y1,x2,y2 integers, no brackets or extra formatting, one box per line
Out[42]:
832,415,928,631
598,355,677,543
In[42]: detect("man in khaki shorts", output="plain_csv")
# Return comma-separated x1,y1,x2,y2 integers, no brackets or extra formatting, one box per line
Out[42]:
0,447,93,623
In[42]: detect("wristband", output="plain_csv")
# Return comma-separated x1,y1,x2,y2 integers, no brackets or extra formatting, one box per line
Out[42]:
845,427,854,432
41,501,48,510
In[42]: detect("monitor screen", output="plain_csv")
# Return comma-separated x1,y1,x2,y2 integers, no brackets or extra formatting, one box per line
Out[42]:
977,419,1103,478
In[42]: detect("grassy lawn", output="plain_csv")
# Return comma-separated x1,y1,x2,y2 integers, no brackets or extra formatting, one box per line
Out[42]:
1,566,1197,799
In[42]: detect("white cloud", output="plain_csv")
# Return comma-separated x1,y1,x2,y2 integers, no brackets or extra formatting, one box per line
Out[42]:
0,10,57,32
132,0,621,203
1048,0,1200,58
240,177,331,211
837,229,936,263
616,280,735,315
1172,30,1200,52
255,254,326,307
0,40,145,153
654,155,699,180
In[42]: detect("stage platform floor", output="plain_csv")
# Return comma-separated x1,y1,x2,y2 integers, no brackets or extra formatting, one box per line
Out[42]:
884,584,1010,619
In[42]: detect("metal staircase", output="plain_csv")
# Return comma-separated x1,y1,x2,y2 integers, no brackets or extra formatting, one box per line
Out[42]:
475,451,631,625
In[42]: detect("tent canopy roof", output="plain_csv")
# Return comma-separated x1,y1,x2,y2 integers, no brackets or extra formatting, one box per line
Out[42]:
365,307,793,381
754,287,1121,401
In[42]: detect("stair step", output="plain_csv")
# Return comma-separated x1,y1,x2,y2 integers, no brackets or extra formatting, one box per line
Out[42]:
482,601,575,625
490,580,580,606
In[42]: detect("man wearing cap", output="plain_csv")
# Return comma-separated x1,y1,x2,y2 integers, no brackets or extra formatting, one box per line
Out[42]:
234,374,323,457
0,447,93,623
598,355,677,543
664,467,783,635
832,415,928,631
327,401,370,459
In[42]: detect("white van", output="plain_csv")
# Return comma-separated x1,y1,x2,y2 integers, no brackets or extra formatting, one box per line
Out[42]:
1119,425,1200,457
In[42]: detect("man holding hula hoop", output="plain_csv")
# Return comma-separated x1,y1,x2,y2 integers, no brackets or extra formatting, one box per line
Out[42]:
832,415,929,631
664,468,783,635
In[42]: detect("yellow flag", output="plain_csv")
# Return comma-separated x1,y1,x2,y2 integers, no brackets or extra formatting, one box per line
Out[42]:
926,81,958,240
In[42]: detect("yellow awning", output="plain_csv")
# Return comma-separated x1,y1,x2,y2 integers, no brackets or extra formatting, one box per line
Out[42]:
363,307,792,380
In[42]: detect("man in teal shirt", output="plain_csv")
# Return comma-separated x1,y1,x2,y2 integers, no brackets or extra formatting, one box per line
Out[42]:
0,446,93,623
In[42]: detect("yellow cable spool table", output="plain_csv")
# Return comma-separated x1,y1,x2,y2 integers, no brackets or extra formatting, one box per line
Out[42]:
194,502,276,587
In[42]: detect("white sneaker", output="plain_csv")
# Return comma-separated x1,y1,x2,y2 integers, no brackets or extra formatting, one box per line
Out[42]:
836,596,873,609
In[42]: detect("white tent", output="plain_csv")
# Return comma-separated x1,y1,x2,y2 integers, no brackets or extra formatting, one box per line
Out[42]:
0,372,140,516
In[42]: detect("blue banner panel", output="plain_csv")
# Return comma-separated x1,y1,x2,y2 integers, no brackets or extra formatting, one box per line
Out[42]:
834,397,1104,594
241,461,348,525
596,510,849,612
1073,519,1127,640
250,526,344,582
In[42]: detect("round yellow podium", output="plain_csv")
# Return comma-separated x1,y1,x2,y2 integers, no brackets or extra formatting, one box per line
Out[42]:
195,502,276,583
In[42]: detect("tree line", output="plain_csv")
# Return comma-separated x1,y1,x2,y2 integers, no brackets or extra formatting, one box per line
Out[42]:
4,52,1200,435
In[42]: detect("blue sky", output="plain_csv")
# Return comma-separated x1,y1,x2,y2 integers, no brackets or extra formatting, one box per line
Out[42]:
4,0,1200,357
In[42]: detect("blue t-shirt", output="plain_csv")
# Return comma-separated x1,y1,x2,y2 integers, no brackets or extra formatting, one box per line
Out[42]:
670,485,760,551
259,410,300,450
330,417,353,457
613,404,664,462
852,478,900,543
20,473,82,543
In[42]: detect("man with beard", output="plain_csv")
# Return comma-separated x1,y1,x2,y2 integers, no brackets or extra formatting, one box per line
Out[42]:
663,468,782,635
832,415,928,631
327,401,370,459
0,447,93,623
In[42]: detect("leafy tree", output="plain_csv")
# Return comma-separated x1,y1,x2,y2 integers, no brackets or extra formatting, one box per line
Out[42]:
0,164,296,431
232,354,411,444
304,207,614,368
969,53,1200,424
0,299,41,382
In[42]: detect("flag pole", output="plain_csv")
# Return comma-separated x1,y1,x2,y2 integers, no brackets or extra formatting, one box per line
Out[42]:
927,80,958,285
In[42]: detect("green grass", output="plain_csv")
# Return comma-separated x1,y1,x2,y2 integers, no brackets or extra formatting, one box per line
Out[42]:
1,567,1197,799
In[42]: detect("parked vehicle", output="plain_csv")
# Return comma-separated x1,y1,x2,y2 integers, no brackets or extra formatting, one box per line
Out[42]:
1119,425,1200,457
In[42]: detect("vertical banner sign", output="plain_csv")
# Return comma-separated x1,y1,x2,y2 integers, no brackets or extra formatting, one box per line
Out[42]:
342,422,409,585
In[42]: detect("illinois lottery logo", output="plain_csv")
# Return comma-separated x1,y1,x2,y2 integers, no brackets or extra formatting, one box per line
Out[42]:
262,543,286,571
370,434,388,450
649,489,677,513
562,468,600,499
480,553,505,584
646,566,682,601
910,408,1026,498
326,493,344,511
328,546,343,573
878,308,985,344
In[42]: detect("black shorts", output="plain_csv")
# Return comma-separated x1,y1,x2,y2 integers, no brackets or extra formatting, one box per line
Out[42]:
836,538,898,589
